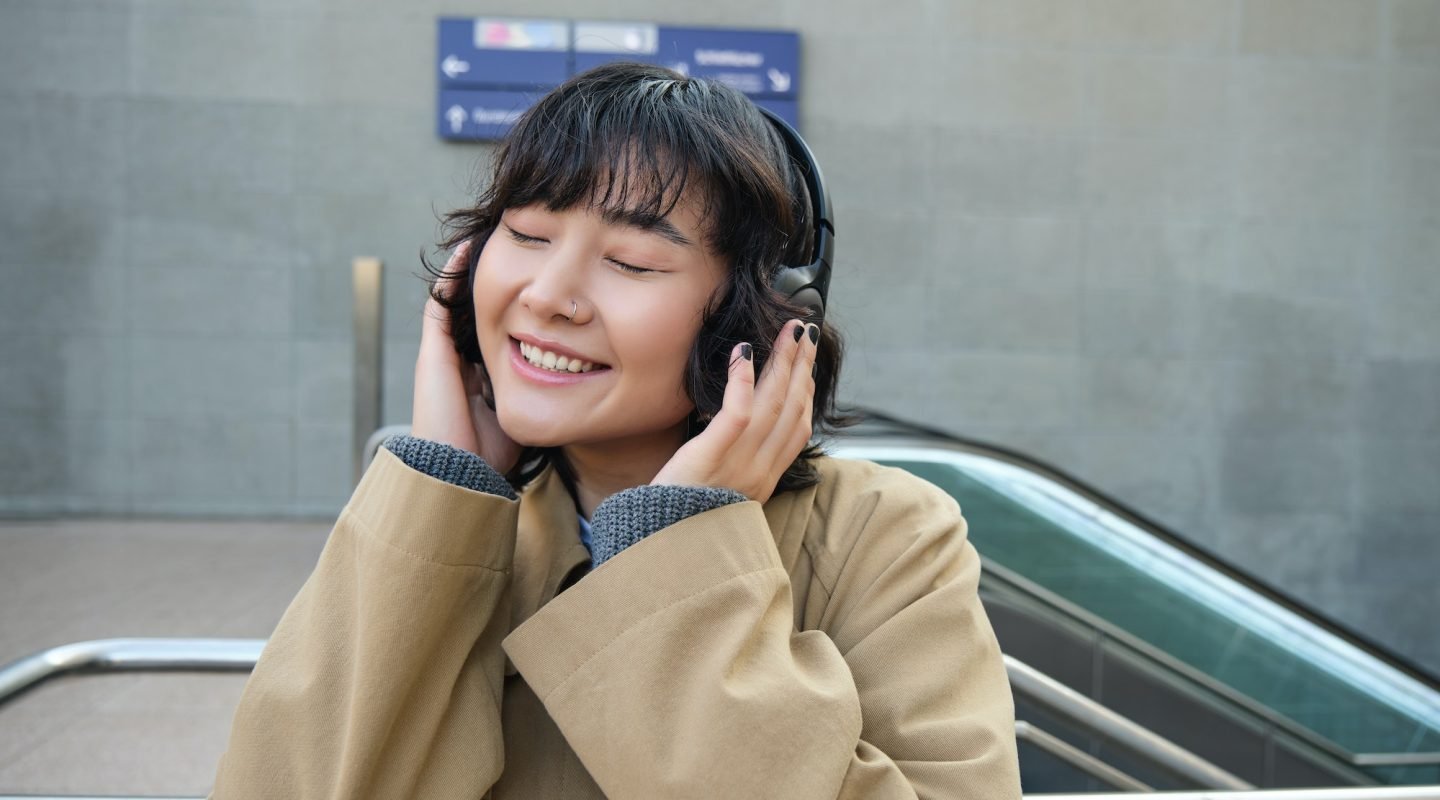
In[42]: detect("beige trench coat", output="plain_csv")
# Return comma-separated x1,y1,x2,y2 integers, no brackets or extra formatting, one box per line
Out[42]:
211,446,1021,799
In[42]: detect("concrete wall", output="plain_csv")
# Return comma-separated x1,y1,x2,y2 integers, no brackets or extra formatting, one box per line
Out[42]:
1,0,1438,670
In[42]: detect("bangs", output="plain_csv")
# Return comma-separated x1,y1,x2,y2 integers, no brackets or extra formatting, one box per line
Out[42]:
505,103,708,228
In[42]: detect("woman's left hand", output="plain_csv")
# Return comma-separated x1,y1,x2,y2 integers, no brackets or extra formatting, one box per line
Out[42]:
650,319,819,505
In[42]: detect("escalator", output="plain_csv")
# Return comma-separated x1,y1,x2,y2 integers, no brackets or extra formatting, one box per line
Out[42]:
835,410,1440,791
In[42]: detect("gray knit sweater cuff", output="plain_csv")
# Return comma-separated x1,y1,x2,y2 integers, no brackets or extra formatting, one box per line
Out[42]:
590,485,748,567
380,434,517,501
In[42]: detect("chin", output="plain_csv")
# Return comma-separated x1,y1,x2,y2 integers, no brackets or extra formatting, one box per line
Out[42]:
494,408,570,449
494,401,692,451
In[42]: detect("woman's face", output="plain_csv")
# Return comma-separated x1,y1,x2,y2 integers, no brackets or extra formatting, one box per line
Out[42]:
472,195,727,450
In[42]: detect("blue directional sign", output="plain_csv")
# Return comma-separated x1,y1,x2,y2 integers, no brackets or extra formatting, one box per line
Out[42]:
436,18,800,141
436,17,570,90
437,90,537,140
656,27,799,98
573,21,660,73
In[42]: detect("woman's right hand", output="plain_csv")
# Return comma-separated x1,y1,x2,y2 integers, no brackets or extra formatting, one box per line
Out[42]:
411,240,523,475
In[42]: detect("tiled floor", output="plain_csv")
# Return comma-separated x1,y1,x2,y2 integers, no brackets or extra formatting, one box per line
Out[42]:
0,518,331,796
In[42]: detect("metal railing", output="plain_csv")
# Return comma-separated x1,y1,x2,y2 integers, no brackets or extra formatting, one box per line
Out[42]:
0,638,1246,795
1015,719,1153,791
0,638,263,704
1006,656,1252,790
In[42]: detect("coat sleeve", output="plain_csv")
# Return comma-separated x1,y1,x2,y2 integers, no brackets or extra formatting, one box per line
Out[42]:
211,446,519,799
502,466,1022,799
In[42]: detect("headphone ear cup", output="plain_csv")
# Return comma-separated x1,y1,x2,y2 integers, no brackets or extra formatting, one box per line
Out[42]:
772,264,826,324
789,286,825,324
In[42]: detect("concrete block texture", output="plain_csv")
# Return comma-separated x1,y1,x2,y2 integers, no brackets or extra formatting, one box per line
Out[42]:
0,94,128,208
1239,0,1380,60
1216,356,1362,435
1387,68,1440,148
1391,0,1440,62
1081,357,1216,433
1079,0,1234,53
130,2,302,104
129,337,294,420
1084,55,1232,138
0,0,131,97
1219,435,1357,515
1379,148,1440,222
1,0,1438,676
126,98,297,197
1234,62,1381,146
129,417,294,514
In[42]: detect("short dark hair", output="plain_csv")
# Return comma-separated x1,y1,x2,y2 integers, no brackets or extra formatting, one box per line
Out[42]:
424,61,852,494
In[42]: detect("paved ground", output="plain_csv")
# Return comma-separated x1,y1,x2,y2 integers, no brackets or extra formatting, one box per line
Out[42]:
0,518,331,797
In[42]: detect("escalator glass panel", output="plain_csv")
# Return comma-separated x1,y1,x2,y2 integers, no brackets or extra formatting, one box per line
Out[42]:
860,452,1440,781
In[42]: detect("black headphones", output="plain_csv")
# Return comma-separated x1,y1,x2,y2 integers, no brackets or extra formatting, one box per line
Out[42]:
757,107,834,328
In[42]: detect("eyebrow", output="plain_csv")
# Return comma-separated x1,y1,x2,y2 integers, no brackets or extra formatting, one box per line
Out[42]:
599,205,695,248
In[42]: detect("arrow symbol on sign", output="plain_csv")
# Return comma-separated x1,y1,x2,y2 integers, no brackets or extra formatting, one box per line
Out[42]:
441,54,470,79
446,104,466,134
767,68,791,93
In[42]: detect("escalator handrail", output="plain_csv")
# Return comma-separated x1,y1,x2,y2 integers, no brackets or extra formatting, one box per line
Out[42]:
839,406,1440,692
981,558,1403,776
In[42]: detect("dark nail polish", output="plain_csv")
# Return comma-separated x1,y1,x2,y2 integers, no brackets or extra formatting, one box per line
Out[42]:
792,323,804,342
740,343,753,360
807,323,820,344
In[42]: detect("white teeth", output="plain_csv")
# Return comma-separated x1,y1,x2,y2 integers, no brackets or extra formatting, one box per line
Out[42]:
518,341,597,373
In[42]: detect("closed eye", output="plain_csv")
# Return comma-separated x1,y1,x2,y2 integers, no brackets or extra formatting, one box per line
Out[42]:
506,223,656,275
607,258,655,275
504,225,547,245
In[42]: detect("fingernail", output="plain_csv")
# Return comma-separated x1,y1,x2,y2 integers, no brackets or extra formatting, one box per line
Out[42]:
807,323,819,344
739,343,753,361
792,322,804,342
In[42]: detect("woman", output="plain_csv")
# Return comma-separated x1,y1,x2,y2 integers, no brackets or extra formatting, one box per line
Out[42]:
212,62,1020,798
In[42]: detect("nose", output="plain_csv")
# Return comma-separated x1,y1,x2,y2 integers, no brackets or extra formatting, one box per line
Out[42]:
518,248,590,324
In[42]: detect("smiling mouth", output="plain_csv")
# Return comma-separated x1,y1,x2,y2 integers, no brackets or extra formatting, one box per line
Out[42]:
514,339,609,374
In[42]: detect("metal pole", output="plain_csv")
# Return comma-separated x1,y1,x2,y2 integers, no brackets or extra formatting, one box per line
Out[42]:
0,638,264,706
1006,655,1255,791
352,257,383,485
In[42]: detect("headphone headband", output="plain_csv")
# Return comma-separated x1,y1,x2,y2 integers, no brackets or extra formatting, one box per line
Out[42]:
756,107,834,327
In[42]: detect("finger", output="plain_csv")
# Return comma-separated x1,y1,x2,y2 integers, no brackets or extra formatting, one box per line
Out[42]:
757,322,818,467
431,239,474,302
708,342,756,446
756,318,806,387
752,319,806,423
424,240,474,337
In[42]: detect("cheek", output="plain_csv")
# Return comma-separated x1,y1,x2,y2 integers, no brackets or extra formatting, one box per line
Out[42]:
471,250,518,335
614,293,709,392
